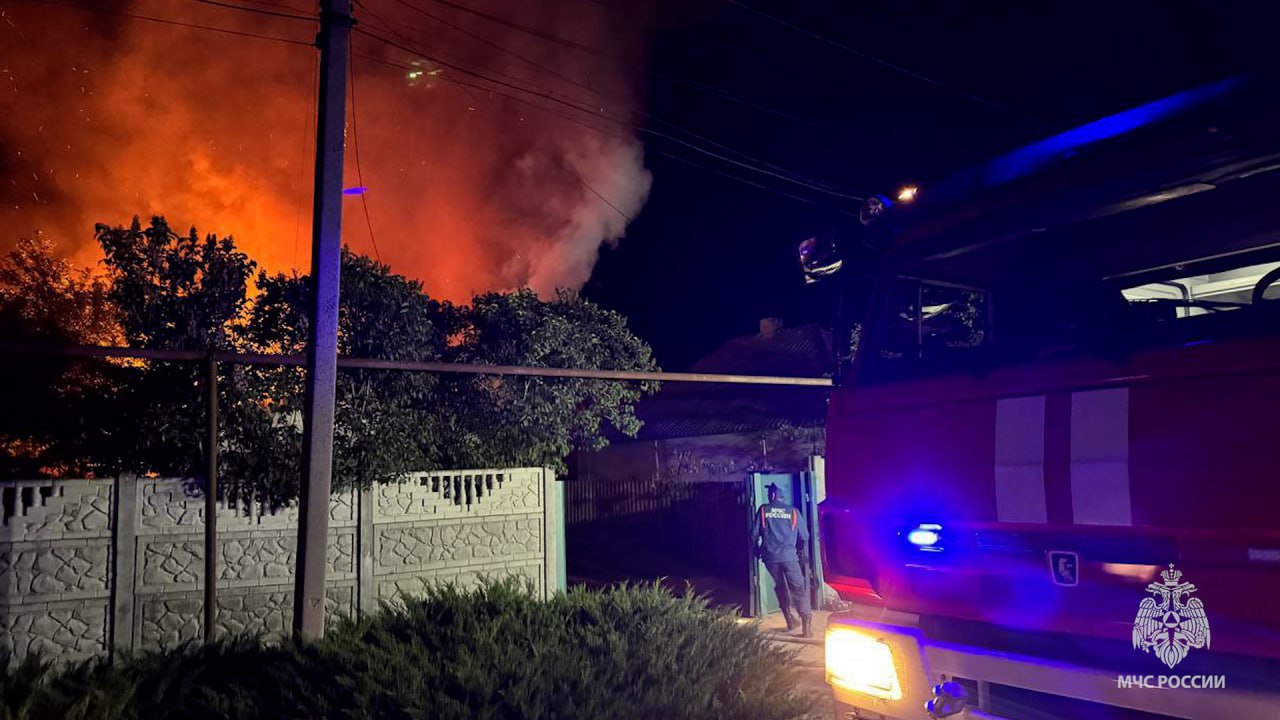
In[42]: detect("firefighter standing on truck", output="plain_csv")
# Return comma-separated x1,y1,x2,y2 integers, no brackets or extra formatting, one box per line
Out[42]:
751,483,812,638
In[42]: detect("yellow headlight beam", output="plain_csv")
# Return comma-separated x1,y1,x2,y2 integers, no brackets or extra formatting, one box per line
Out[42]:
825,627,903,701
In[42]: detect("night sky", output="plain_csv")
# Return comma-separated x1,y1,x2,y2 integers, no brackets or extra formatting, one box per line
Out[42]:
584,0,1269,368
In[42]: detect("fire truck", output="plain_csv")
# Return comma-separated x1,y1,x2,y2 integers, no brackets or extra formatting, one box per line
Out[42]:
801,76,1280,719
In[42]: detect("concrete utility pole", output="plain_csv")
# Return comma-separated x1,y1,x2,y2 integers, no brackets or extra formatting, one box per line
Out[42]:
294,0,352,641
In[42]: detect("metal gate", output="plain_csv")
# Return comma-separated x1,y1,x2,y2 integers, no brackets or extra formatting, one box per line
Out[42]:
747,456,827,617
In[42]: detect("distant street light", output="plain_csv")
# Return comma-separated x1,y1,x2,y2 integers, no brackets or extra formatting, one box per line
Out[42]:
896,185,919,203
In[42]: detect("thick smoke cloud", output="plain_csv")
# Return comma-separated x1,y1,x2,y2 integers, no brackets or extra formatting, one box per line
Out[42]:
0,0,655,300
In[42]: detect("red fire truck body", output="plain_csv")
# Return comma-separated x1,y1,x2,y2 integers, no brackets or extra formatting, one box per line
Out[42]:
815,77,1280,719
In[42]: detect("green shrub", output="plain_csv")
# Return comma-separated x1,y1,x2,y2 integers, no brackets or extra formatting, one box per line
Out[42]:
0,638,314,720
1,581,815,720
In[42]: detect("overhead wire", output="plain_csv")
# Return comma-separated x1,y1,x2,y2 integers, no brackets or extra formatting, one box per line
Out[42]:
346,48,382,262
353,43,859,218
190,0,316,22
352,24,865,201
349,9,634,235
233,0,315,11
15,0,315,46
374,0,860,198
658,152,858,217
384,0,598,105
293,54,320,268
20,0,861,219
579,178,632,222
728,0,1012,113
402,0,825,129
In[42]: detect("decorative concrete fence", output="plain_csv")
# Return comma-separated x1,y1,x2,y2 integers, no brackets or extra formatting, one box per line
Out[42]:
0,468,564,665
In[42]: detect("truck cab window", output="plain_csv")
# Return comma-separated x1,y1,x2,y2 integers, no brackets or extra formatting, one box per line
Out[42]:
1117,257,1280,347
1122,260,1280,318
864,278,988,382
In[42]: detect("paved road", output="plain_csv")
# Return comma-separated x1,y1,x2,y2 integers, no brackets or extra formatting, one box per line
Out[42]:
758,611,833,719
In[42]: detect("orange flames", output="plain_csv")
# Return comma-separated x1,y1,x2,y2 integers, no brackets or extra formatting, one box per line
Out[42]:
0,0,657,301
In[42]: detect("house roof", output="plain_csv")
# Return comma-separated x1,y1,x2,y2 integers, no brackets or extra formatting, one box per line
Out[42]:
631,323,832,441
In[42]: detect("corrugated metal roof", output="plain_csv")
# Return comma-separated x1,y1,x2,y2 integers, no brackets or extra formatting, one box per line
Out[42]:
631,324,832,441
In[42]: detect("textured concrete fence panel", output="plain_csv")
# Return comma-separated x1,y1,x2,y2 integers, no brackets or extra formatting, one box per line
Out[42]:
0,479,113,664
0,468,564,664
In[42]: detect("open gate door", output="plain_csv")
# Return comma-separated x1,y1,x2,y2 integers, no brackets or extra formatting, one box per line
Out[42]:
748,458,826,617
804,455,828,610
748,472,797,617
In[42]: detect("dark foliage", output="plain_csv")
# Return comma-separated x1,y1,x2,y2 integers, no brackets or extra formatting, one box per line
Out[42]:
0,236,120,477
0,582,813,720
1,219,658,507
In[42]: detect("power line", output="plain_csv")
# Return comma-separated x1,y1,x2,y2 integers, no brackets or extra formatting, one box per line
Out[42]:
235,0,315,10
420,0,608,54
354,26,864,200
346,50,382,262
20,0,858,219
293,55,320,268
354,47,860,217
190,0,316,22
400,0,826,129
382,0,599,105
728,0,1011,113
645,121,865,197
391,0,857,193
353,9,646,244
659,151,858,218
579,178,632,222
352,43,640,220
15,0,314,46
358,46,859,216
371,0,860,198
642,122,863,200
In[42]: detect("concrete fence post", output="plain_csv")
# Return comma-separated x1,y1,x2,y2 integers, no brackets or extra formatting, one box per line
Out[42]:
110,473,138,659
357,485,376,616
542,469,566,598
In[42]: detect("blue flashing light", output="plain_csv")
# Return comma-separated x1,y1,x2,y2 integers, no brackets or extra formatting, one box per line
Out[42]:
982,77,1243,187
906,523,942,549
342,186,367,196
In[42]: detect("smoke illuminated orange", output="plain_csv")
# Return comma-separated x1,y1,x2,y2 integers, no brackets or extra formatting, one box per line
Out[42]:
0,0,655,301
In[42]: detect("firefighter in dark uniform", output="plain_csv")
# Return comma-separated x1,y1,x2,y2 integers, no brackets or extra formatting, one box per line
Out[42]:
751,483,812,637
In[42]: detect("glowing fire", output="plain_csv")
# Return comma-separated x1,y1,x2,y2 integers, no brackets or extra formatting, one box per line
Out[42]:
0,0,656,301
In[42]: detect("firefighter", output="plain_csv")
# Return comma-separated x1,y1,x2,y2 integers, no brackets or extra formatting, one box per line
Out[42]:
751,482,812,637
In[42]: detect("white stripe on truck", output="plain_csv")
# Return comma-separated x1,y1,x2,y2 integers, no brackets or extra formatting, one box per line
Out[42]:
1069,388,1133,526
994,395,1048,523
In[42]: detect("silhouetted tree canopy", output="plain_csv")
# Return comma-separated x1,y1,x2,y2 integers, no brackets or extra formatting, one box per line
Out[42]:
0,217,658,506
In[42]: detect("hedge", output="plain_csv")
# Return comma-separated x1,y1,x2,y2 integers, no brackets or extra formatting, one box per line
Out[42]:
1,580,816,720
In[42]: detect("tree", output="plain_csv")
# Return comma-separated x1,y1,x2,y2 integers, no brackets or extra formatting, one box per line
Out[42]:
0,235,120,475
0,234,119,346
2,221,658,506
438,289,658,472
236,254,658,506
92,216,256,480
232,250,452,506
98,216,255,352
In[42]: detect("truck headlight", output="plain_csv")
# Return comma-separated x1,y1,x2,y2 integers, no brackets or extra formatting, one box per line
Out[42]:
825,627,902,700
